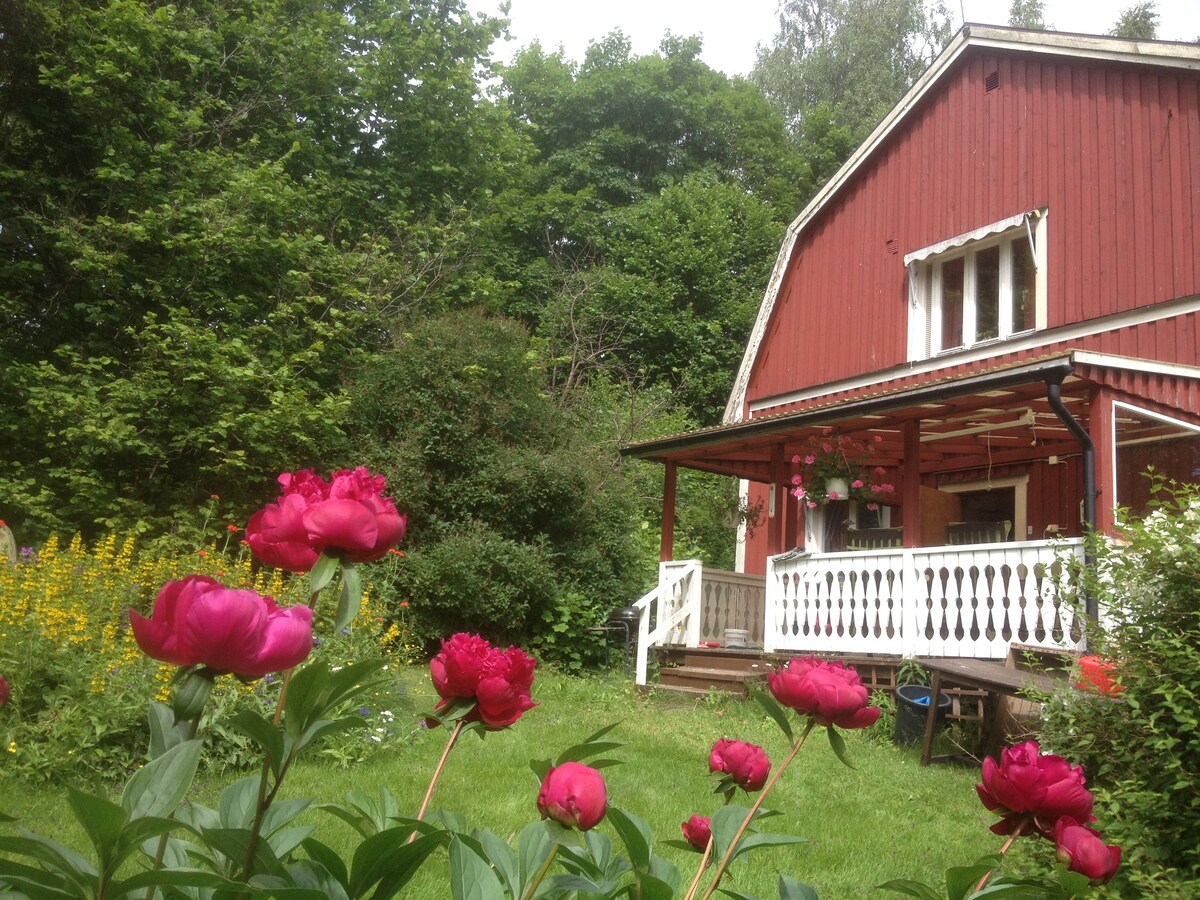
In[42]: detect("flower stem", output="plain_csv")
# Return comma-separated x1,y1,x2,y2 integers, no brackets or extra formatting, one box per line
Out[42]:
142,714,204,900
973,828,1024,894
682,838,714,900
409,718,466,843
520,842,560,900
696,718,817,900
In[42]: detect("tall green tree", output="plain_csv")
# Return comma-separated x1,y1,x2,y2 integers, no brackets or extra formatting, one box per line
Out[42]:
0,0,519,538
1109,2,1160,39
495,35,808,422
752,0,953,157
1008,0,1049,29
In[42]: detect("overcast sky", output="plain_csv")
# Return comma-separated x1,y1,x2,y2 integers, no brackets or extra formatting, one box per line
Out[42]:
467,0,1200,77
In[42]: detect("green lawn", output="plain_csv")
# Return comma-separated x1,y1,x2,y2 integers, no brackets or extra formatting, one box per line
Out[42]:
1,667,1020,899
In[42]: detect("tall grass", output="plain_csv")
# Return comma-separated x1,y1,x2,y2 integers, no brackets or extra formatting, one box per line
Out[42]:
1,666,1015,899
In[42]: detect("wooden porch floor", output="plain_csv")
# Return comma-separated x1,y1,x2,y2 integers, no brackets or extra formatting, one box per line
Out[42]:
653,645,992,730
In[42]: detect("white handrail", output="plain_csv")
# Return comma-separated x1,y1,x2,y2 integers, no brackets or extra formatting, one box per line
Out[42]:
632,561,701,685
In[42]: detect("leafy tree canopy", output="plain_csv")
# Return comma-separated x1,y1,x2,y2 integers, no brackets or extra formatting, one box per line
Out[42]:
1008,0,1049,30
1109,1,1160,39
752,0,953,151
0,0,521,538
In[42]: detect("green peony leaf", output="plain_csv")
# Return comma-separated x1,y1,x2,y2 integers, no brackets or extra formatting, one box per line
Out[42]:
121,739,202,821
333,564,362,632
750,686,794,743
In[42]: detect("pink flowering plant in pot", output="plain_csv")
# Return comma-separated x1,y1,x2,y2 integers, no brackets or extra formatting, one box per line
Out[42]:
789,428,895,508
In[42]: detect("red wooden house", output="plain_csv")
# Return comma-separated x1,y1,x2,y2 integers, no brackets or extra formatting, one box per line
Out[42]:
622,26,1200,684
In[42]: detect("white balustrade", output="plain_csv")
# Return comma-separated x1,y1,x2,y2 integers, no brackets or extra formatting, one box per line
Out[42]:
632,540,1086,683
765,539,1086,658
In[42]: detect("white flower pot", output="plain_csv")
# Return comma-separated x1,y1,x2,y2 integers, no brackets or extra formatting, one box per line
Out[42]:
824,477,849,499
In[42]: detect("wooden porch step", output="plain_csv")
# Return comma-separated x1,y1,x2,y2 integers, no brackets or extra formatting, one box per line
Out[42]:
658,665,765,698
658,647,770,675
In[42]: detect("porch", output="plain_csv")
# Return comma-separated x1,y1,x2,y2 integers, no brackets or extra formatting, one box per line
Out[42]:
632,537,1085,686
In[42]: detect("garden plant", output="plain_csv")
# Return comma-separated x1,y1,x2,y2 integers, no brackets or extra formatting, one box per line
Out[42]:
0,467,1136,898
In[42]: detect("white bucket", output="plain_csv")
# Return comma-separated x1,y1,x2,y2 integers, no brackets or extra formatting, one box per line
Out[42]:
724,628,749,648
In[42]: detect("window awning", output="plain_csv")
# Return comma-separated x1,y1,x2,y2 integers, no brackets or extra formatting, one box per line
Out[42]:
903,210,1037,266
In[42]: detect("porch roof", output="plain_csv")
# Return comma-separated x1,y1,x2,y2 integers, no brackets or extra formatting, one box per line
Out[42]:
621,350,1200,482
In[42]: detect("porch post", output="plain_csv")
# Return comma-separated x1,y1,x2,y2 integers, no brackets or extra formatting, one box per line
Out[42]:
902,419,923,547
660,462,677,562
767,443,788,556
1089,388,1116,534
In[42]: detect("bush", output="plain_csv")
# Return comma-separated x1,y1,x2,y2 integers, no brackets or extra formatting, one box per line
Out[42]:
344,311,648,657
388,522,558,648
1040,479,1200,891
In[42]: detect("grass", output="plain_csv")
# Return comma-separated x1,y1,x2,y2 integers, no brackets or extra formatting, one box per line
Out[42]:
1,667,1022,899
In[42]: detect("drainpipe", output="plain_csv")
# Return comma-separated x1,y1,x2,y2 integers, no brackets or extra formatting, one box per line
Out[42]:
1044,374,1098,619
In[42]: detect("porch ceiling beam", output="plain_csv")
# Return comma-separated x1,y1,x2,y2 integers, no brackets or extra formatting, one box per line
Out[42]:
922,440,1081,473
621,357,1077,460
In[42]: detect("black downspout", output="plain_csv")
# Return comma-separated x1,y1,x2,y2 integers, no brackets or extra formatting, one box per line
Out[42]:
1044,374,1099,619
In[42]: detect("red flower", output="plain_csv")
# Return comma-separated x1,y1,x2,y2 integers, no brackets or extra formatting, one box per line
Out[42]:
1075,655,1122,695
246,467,407,572
976,741,1095,836
1054,818,1121,884
429,633,538,728
767,658,881,729
709,738,771,792
226,524,240,533
537,762,607,831
0,674,10,709
129,575,313,679
681,814,712,850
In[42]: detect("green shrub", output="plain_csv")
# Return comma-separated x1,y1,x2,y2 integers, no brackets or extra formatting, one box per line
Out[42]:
390,521,558,647
344,311,649,656
1040,479,1200,891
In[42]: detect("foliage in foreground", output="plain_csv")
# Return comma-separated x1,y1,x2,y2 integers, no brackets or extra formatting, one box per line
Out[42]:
1040,479,1200,895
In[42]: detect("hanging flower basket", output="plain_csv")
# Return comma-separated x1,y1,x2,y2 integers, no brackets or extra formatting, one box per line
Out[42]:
790,428,895,508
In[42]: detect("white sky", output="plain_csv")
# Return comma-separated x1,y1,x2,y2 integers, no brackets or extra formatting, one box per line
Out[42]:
469,0,1200,76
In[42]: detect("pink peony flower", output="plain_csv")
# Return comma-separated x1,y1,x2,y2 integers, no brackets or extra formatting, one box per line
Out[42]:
129,575,313,679
709,738,771,792
247,467,407,572
430,633,538,728
976,741,1095,836
767,658,880,729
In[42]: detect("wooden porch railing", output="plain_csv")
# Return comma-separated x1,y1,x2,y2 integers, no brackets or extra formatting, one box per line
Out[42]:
632,562,764,685
631,540,1087,685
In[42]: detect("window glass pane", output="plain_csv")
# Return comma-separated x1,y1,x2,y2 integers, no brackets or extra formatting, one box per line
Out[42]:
1011,236,1036,333
975,244,1000,341
940,256,964,350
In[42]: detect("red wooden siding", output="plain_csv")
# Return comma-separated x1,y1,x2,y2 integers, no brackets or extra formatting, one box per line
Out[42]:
745,51,1200,408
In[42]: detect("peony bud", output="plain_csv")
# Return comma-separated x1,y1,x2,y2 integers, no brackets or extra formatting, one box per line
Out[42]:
681,814,712,850
537,762,607,831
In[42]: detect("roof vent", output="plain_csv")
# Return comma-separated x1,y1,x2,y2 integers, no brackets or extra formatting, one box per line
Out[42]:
886,238,899,255
985,70,1001,93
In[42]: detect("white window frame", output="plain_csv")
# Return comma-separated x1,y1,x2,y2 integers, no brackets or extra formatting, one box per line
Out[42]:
1111,401,1200,512
907,210,1048,361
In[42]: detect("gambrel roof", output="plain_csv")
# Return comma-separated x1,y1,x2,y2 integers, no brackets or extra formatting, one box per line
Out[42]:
725,25,1200,424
